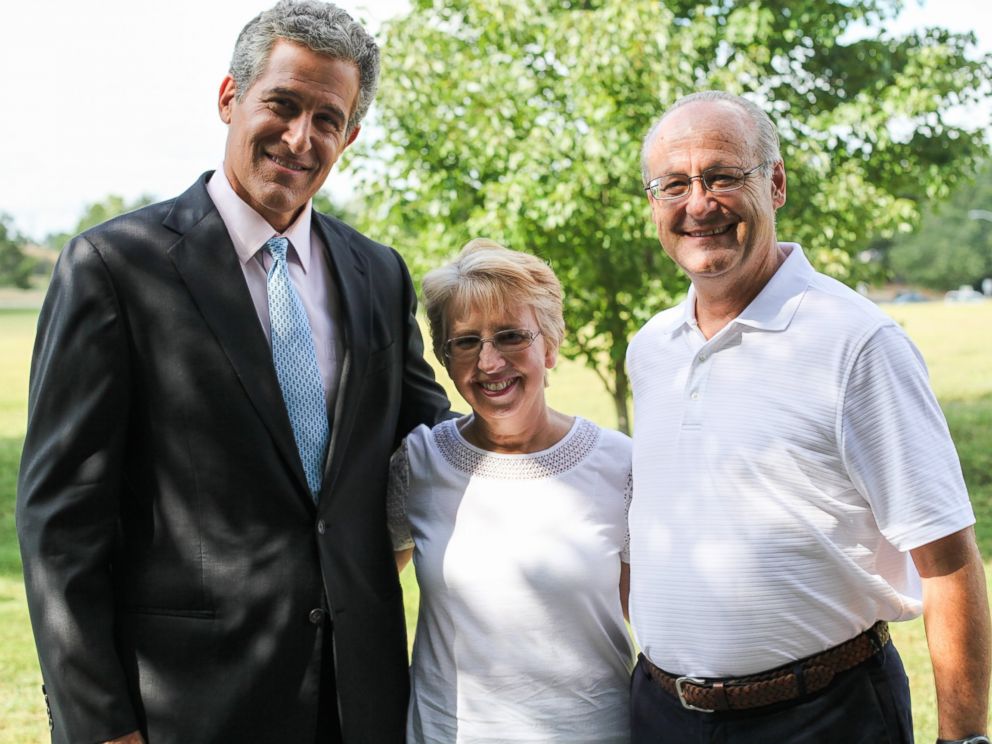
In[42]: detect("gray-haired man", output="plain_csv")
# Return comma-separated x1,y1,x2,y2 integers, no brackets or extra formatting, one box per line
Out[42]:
17,2,449,742
627,91,990,743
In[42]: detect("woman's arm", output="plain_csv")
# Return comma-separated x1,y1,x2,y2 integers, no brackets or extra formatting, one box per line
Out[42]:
395,548,414,573
620,561,631,622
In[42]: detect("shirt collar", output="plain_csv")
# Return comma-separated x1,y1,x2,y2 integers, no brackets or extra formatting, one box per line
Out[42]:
649,284,697,337
206,165,314,273
733,243,812,332
653,242,812,337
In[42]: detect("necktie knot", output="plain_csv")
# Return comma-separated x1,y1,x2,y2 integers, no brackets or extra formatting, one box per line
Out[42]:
265,236,289,263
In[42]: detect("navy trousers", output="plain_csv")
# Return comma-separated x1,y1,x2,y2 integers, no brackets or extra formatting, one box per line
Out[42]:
631,641,914,743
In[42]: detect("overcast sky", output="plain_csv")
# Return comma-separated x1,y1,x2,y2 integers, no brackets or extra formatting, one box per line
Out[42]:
2,0,989,239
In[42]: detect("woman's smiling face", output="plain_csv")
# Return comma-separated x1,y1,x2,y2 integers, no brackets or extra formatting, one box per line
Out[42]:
444,304,556,429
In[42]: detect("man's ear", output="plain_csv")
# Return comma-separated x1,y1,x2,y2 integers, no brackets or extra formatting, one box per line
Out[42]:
344,124,361,148
218,75,237,124
771,160,787,210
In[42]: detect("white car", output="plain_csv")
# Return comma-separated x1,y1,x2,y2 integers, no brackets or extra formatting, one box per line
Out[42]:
944,285,985,303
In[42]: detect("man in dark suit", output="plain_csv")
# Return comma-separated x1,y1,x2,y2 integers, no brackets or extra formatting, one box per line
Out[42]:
16,2,450,742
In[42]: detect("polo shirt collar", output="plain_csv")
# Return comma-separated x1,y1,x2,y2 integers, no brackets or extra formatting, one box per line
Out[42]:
655,242,813,337
207,165,314,272
733,243,812,332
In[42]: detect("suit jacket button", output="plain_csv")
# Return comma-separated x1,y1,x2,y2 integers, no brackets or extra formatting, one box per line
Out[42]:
317,519,326,535
309,608,326,626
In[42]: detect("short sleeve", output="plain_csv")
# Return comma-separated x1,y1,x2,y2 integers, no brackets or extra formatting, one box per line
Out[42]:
622,468,632,563
386,439,414,551
841,325,973,550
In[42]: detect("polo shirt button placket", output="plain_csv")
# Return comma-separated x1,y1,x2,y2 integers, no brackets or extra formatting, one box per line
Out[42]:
682,344,713,429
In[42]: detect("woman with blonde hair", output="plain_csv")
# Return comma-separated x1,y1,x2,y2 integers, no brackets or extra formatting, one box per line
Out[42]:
387,238,634,743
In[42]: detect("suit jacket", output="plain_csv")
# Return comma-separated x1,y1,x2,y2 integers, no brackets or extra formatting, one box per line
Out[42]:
16,173,451,743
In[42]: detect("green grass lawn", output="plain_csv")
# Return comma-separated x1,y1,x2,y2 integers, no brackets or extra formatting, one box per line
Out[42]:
1,301,991,742
0,310,44,743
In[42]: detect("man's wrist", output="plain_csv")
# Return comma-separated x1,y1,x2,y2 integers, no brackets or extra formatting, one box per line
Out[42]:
936,736,990,744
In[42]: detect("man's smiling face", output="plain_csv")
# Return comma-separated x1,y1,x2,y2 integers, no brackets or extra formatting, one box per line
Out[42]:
643,100,785,284
218,39,361,232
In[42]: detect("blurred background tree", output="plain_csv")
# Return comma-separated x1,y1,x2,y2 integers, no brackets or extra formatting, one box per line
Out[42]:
348,0,992,431
0,215,34,289
42,194,156,252
885,161,992,289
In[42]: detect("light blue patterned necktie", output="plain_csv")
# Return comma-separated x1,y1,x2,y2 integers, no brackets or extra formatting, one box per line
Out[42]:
264,237,329,500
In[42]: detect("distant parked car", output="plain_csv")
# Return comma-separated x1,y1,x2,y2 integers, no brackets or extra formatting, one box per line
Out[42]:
944,285,985,303
892,291,929,304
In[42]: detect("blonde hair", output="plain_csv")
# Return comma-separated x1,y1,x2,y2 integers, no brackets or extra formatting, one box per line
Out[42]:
422,239,565,363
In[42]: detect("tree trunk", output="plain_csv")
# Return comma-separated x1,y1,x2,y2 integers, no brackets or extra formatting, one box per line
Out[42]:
612,355,630,435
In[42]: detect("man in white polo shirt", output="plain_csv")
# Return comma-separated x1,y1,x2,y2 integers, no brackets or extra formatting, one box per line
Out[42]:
627,90,990,743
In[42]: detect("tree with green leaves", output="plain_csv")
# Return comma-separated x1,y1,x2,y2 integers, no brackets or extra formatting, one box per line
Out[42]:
44,194,156,251
886,161,992,290
0,214,34,289
313,191,360,224
349,0,991,431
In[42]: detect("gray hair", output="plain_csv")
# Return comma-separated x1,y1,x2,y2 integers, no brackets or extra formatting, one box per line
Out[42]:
229,0,380,135
640,91,781,184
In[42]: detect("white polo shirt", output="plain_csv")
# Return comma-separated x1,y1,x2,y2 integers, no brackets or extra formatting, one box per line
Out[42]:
627,243,974,677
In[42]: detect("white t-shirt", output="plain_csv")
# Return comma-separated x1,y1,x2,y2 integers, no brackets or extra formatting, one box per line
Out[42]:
388,417,634,743
627,243,974,678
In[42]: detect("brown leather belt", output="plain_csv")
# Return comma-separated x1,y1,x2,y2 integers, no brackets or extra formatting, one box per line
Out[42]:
642,621,890,713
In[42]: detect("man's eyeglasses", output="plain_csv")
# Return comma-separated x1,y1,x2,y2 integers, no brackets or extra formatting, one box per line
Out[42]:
443,329,542,361
644,163,768,201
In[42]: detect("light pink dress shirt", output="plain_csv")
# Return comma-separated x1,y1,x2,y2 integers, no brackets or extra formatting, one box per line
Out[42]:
206,167,343,414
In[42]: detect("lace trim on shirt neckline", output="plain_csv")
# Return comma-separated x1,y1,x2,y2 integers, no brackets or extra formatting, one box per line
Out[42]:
432,417,601,480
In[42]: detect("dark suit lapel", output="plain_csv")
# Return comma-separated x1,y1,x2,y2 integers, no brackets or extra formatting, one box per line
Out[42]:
313,213,370,495
163,175,312,499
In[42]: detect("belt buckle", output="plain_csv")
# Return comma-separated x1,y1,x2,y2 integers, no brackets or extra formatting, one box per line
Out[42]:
675,676,715,713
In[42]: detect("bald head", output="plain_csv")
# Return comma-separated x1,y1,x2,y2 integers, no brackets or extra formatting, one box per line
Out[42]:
641,92,781,185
